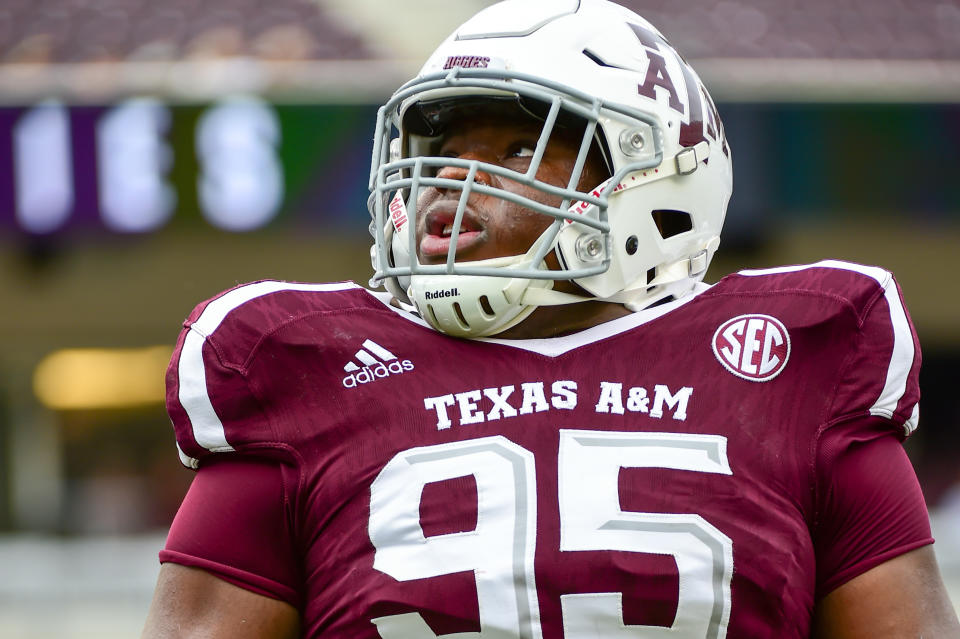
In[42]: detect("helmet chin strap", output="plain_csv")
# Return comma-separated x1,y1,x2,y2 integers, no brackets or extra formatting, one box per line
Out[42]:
406,232,719,338
522,235,721,309
406,235,557,338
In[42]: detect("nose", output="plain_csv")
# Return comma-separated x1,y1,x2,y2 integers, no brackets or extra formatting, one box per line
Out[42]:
434,153,494,191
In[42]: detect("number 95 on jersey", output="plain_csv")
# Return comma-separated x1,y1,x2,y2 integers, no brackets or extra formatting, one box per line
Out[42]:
369,431,734,639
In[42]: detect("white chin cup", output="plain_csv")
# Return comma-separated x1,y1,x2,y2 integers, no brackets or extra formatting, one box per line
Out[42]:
408,270,553,338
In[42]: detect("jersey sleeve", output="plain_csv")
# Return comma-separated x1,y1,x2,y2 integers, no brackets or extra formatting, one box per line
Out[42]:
159,456,301,607
165,284,296,468
826,267,921,437
812,268,931,595
812,415,933,598
166,325,259,468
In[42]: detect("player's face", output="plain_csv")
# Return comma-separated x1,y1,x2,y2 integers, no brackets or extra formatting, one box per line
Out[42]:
415,114,608,266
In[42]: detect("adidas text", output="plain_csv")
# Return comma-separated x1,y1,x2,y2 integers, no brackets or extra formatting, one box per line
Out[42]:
341,339,415,388
342,360,415,388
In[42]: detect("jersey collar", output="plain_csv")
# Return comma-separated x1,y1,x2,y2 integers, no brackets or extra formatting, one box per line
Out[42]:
364,282,711,358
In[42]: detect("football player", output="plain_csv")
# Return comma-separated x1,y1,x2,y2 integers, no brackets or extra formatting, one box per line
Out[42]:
142,1,960,637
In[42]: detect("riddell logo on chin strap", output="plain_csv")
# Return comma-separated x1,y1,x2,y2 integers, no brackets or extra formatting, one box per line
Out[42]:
424,288,458,300
342,339,415,388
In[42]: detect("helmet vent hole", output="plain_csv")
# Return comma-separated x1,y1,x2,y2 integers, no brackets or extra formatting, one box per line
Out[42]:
426,304,440,326
647,267,657,286
452,302,470,330
479,295,495,318
652,210,693,239
625,236,639,255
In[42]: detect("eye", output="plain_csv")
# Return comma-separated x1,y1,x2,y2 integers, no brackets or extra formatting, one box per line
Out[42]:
507,144,537,159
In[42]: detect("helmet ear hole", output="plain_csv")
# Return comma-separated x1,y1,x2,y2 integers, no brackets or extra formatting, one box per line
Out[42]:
652,210,693,239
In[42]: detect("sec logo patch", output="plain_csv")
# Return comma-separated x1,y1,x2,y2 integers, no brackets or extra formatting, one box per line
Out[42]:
712,314,791,382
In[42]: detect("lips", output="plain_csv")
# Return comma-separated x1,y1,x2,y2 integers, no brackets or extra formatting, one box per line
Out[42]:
419,203,485,259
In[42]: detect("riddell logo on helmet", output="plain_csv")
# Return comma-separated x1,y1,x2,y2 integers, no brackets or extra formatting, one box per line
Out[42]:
424,288,459,300
443,55,490,69
389,193,408,232
341,339,415,389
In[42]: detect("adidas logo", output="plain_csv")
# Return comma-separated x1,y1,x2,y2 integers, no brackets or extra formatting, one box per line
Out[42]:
342,339,414,389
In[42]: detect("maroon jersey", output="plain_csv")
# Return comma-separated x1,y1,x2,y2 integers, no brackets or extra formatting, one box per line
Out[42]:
162,260,931,638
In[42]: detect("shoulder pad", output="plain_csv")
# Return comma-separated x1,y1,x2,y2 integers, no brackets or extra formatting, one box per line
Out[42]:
166,281,374,467
717,261,920,436
726,260,893,320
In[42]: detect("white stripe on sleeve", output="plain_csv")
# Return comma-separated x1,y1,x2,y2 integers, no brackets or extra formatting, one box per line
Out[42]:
738,259,889,282
178,281,359,454
867,275,917,433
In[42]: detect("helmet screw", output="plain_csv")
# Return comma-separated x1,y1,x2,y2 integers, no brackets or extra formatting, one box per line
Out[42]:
585,238,602,258
575,234,605,262
626,236,639,255
619,129,647,156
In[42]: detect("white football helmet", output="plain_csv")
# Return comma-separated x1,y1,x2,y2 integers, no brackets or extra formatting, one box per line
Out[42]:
368,0,732,337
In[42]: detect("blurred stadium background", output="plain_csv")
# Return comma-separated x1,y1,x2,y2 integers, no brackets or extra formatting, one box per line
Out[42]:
0,0,958,636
